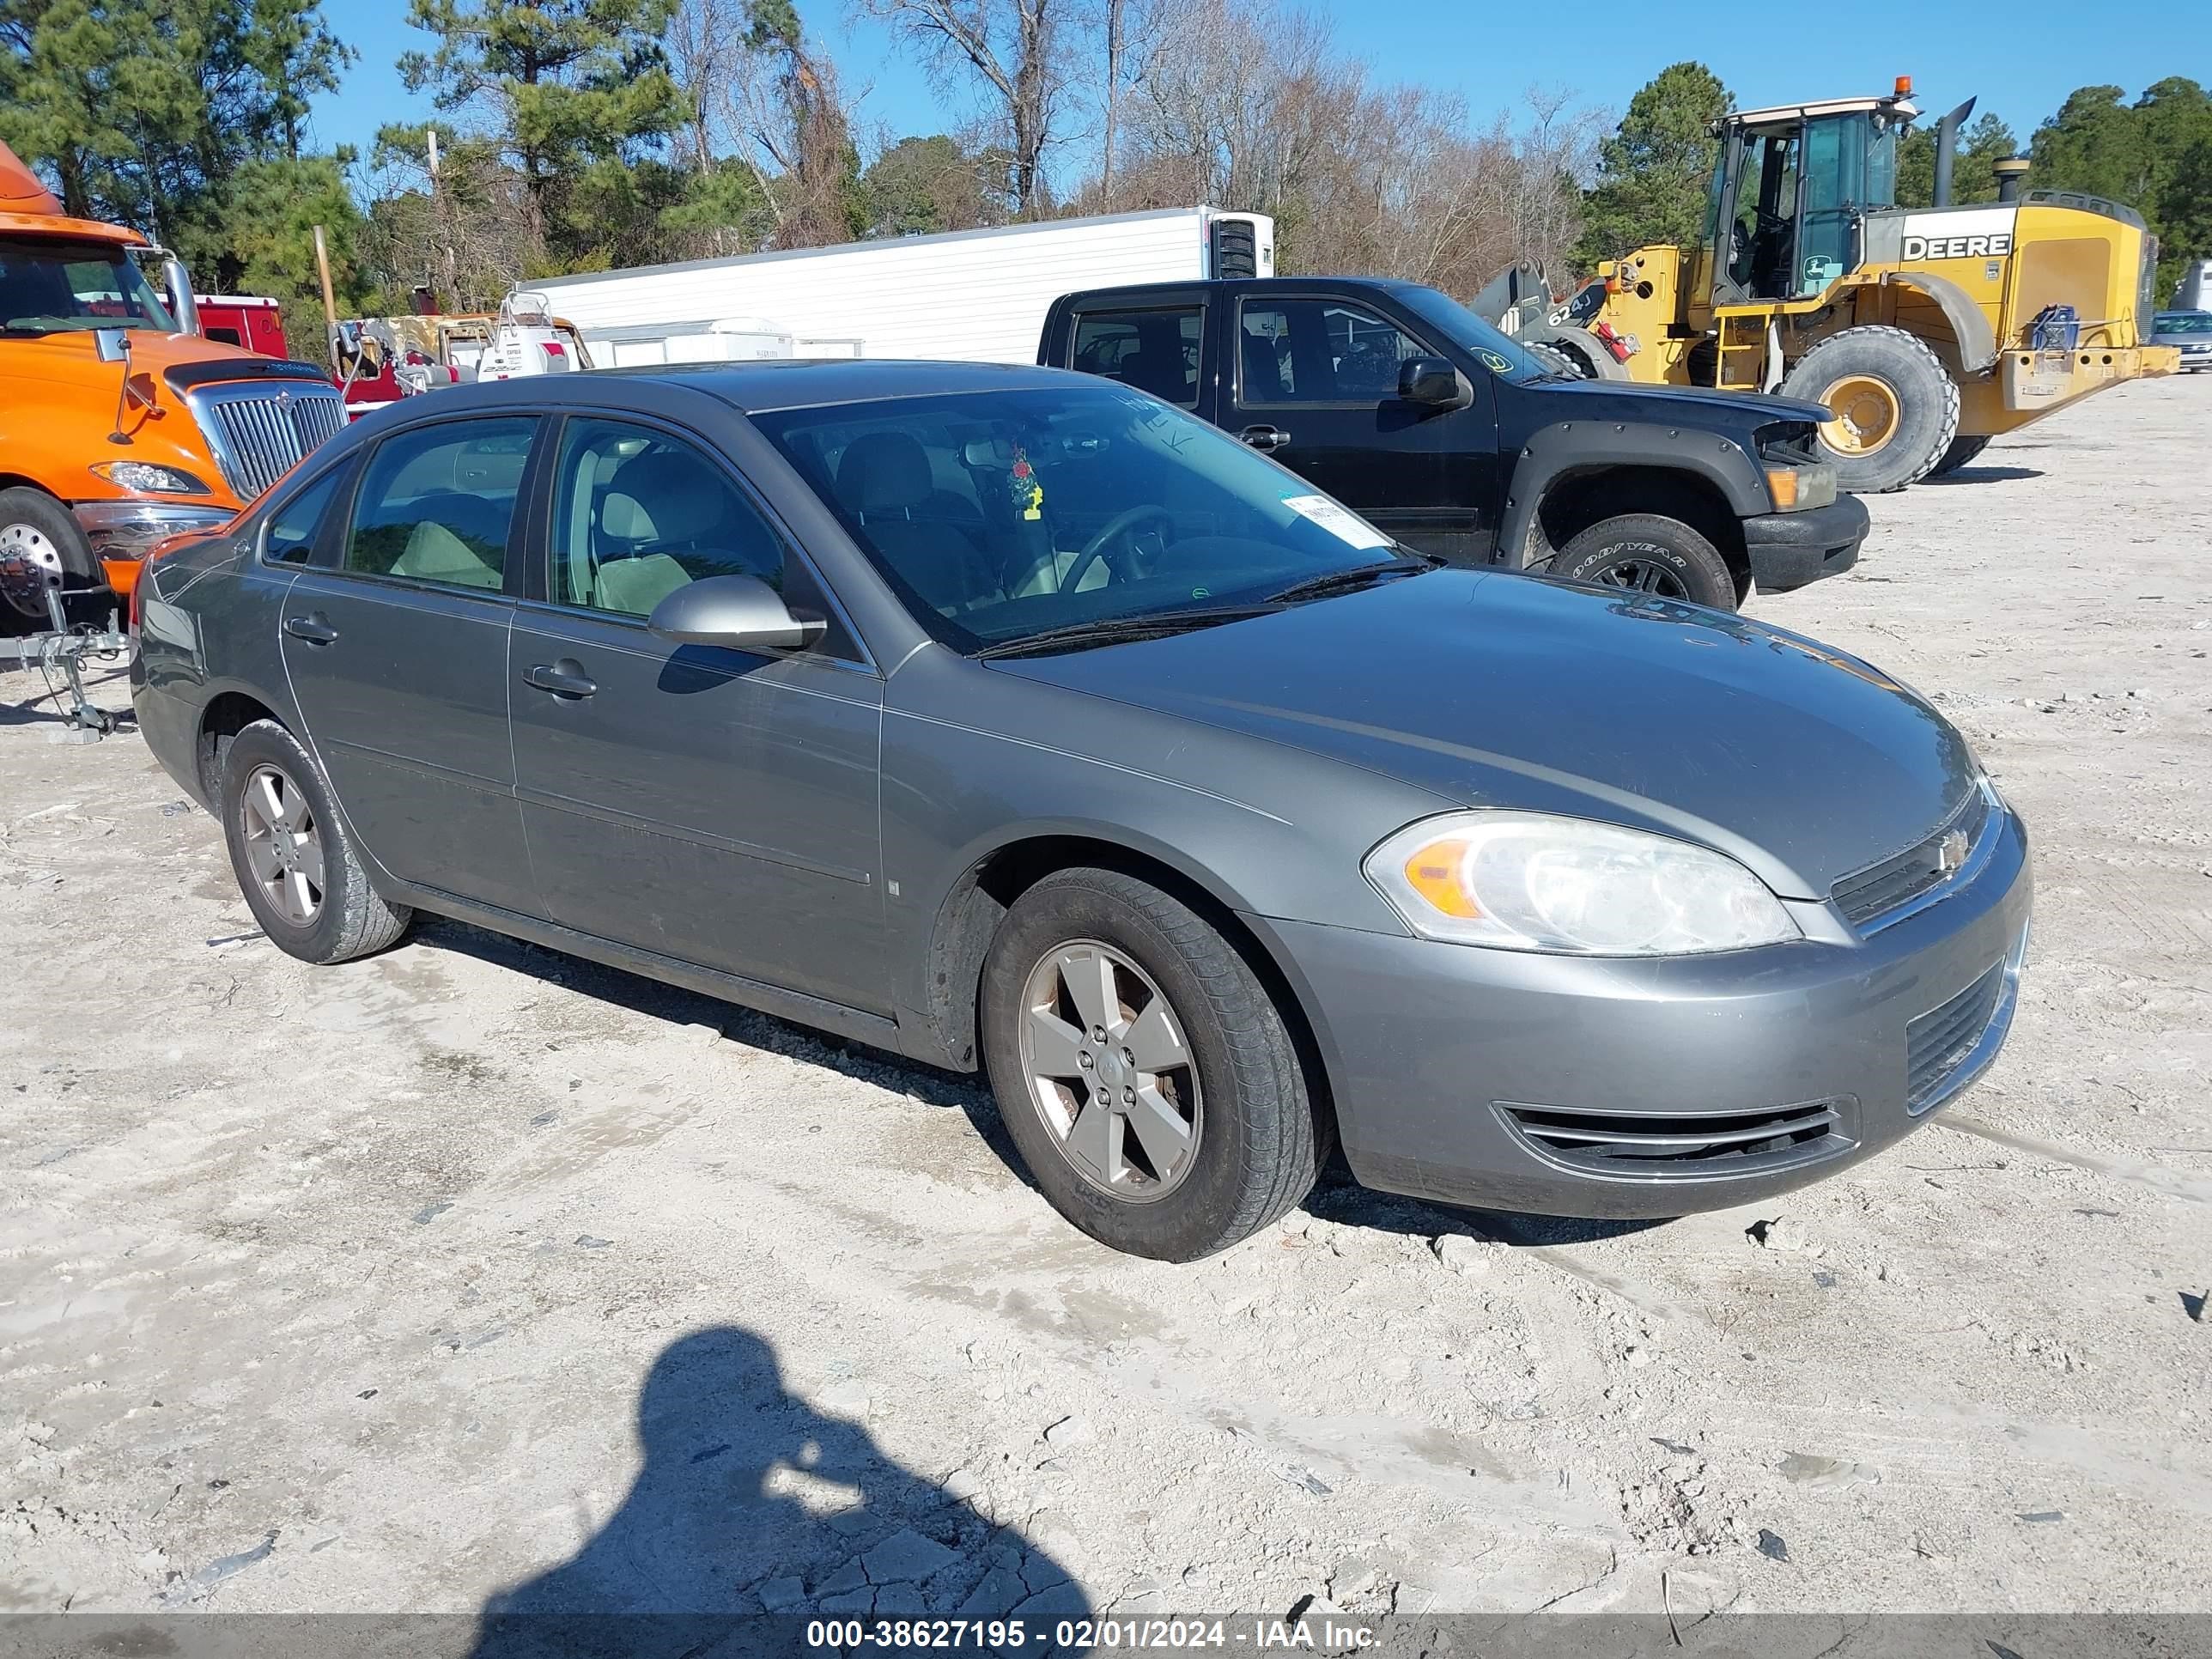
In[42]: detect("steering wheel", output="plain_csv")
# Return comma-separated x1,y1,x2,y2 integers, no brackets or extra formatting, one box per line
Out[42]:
1059,505,1176,595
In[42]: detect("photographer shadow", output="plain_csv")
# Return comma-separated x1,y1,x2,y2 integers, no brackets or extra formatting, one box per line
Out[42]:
471,1326,1088,1658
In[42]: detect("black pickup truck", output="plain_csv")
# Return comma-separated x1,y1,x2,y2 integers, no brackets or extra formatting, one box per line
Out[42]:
1037,277,1868,611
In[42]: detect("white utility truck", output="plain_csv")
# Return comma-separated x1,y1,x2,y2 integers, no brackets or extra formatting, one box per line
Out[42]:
526,207,1273,366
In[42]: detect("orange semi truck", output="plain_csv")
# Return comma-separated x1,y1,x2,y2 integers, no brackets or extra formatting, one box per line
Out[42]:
0,140,343,619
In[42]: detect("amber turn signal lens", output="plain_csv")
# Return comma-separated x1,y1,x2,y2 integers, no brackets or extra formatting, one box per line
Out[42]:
1402,838,1483,918
1765,467,1799,510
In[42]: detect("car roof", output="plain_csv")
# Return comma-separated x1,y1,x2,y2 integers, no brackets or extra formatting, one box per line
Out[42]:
356,357,1100,422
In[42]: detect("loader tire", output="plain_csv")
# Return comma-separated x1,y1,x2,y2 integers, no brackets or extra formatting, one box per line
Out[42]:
1524,341,1591,380
1783,325,1960,494
1927,434,1992,477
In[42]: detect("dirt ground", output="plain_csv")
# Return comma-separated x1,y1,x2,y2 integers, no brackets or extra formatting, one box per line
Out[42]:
3,377,2209,1629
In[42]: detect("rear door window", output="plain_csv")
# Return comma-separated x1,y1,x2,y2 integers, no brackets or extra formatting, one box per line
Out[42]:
1069,307,1202,406
345,418,538,592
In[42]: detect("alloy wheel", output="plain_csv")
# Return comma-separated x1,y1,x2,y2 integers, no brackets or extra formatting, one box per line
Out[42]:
239,763,326,927
1018,939,1202,1203
1589,556,1691,599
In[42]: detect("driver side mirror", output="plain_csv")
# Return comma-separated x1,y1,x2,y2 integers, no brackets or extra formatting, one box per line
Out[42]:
1398,356,1472,410
94,326,132,365
648,574,825,653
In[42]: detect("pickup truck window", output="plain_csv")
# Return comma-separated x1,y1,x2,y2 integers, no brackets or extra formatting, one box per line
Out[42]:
1237,299,1430,405
1070,307,1201,406
1389,285,1547,382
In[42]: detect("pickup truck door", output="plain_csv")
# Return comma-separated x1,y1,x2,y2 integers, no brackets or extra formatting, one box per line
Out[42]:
1221,293,1501,565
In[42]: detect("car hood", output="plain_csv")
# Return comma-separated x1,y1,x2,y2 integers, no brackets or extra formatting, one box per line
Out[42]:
1526,375,1834,429
992,571,1980,899
0,326,269,384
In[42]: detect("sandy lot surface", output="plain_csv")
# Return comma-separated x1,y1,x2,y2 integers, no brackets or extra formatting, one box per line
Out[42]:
3,378,2208,1629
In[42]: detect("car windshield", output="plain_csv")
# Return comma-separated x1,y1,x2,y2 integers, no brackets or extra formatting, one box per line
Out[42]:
752,383,1415,652
2154,312,2212,334
0,236,177,336
1389,285,1552,381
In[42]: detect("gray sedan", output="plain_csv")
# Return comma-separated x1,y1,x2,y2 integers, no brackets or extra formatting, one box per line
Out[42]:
131,362,2032,1261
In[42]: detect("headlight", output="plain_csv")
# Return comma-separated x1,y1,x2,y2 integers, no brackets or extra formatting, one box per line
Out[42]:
1364,811,1801,955
89,460,212,495
1764,462,1838,512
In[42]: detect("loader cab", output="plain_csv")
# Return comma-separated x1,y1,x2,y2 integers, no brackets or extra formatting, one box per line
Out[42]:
1705,94,1910,307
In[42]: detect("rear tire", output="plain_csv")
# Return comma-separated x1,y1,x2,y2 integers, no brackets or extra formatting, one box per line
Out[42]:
1553,514,1738,611
1781,325,1959,493
1927,434,1992,477
0,488,98,620
980,867,1326,1261
220,720,411,964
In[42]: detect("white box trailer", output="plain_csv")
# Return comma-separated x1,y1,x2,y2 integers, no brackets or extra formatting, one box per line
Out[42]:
528,208,1273,367
587,316,796,368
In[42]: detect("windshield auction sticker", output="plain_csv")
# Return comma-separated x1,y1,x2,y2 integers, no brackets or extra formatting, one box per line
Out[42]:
1282,494,1389,550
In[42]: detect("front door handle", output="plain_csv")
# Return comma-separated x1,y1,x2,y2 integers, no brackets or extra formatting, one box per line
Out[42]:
523,659,597,699
1239,424,1291,452
283,612,338,645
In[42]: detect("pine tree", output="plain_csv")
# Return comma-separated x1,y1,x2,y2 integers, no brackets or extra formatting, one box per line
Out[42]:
1574,62,1734,269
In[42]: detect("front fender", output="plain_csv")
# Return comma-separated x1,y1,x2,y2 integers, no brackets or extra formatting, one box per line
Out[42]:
1882,269,2000,373
1498,419,1772,568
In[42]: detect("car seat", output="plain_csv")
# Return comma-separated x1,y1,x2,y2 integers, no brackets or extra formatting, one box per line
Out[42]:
834,432,1000,613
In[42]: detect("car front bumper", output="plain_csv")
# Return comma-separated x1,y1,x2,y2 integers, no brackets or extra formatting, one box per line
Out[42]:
1740,495,1868,593
1257,803,2032,1219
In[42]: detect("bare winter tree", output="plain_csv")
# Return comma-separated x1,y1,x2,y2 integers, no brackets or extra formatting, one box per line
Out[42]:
1101,0,1590,295
661,0,864,252
359,131,540,312
858,0,1066,216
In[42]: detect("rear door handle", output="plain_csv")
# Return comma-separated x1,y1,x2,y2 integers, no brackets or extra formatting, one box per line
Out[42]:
1239,424,1291,452
523,659,597,699
283,612,338,645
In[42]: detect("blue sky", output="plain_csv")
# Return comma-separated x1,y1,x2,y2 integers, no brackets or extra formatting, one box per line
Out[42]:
307,0,2186,176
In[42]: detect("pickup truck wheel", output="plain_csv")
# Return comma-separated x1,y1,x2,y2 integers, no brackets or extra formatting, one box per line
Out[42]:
0,489,95,619
1782,325,1960,492
980,867,1326,1261
1553,514,1737,611
220,720,411,964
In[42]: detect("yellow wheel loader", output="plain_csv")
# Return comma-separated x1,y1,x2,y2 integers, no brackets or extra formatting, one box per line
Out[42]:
1559,80,2181,491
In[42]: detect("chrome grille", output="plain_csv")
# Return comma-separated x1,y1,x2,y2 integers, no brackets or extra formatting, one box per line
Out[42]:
188,383,346,499
1832,787,1991,929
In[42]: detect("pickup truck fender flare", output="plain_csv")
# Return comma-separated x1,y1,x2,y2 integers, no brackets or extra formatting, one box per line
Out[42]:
1498,420,1771,569
1877,269,1999,374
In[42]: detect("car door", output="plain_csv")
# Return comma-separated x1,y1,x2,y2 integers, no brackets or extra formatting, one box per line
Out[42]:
1228,293,1500,563
279,413,543,917
508,412,889,1012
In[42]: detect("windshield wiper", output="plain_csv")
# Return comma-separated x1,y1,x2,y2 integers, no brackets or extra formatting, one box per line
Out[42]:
974,605,1281,659
1265,554,1436,605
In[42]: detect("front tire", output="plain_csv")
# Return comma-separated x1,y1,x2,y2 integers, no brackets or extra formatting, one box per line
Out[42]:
1553,514,1738,611
220,720,411,964
1782,325,1960,493
0,488,98,620
980,867,1326,1261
